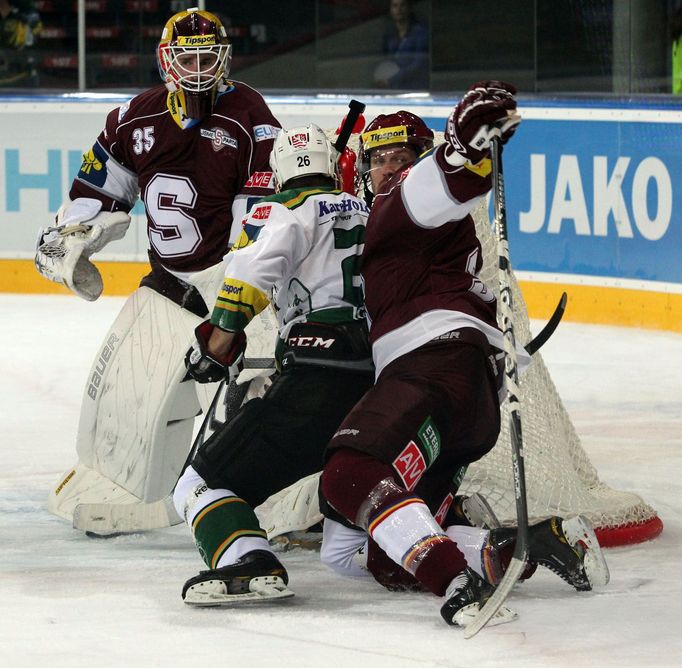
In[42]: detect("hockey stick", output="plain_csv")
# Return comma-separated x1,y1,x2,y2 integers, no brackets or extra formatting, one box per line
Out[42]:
333,99,366,153
524,291,567,356
281,350,374,374
464,137,530,639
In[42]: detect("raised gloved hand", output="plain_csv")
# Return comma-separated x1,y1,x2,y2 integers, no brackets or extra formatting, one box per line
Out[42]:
185,320,246,384
445,81,521,165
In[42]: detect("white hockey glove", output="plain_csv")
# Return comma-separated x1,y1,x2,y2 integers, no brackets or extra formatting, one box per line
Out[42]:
444,80,521,165
35,198,131,301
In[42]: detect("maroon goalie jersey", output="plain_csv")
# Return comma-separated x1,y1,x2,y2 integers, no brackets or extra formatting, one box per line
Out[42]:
70,82,281,273
361,145,508,375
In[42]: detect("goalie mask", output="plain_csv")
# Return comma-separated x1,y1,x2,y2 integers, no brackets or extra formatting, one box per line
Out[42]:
157,8,232,120
270,124,340,191
358,111,434,202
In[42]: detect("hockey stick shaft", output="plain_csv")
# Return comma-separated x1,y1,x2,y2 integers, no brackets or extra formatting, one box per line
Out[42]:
333,99,366,153
464,137,530,639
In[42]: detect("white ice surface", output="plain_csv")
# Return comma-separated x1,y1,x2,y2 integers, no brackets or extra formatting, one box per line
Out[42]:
1,294,681,668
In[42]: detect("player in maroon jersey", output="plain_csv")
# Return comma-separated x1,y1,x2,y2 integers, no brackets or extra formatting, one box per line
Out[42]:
35,8,283,529
319,82,609,628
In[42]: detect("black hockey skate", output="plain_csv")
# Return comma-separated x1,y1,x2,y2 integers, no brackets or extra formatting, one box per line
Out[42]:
182,550,294,607
527,515,609,591
489,515,610,591
440,567,517,628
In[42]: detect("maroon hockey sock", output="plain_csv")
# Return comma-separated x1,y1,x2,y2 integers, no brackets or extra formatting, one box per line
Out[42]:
366,538,423,592
414,539,468,597
323,448,469,597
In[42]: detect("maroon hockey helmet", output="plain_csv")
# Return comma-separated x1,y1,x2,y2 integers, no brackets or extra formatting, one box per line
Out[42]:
357,110,434,202
358,110,434,174
157,8,232,119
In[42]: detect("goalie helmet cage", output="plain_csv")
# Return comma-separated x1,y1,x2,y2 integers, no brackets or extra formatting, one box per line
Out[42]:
327,128,662,547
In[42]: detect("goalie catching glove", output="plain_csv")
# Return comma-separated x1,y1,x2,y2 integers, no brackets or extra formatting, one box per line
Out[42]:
34,198,131,301
445,80,521,166
185,320,246,384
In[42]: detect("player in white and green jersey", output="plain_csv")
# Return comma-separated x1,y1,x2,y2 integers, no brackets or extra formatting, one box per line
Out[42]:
173,124,374,606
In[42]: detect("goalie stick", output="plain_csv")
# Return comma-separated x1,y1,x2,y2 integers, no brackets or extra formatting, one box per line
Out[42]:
464,136,530,639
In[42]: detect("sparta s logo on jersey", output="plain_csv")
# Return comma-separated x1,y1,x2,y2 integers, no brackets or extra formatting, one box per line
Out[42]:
200,128,238,152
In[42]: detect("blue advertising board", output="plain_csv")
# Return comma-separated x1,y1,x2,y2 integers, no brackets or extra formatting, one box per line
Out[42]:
1,95,681,294
424,103,681,288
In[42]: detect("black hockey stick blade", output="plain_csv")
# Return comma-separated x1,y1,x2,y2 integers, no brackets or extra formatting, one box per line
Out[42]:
333,99,366,153
524,291,567,356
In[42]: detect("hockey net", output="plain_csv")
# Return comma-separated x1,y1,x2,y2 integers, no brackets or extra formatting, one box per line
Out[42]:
332,129,662,547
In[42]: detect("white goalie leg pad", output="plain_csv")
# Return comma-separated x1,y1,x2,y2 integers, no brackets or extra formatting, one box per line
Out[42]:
48,462,143,522
47,286,216,523
76,286,210,500
255,472,323,539
49,290,281,526
35,198,131,301
49,276,283,530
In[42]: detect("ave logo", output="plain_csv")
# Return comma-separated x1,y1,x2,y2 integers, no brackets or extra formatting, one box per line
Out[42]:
393,441,427,491
519,154,672,240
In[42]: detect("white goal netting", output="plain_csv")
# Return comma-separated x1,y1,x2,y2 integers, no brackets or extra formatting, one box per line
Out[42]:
462,198,660,545
332,128,661,546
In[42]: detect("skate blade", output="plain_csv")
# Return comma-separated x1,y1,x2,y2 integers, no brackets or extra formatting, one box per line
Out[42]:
184,575,295,607
462,493,502,529
453,602,518,628
562,516,610,588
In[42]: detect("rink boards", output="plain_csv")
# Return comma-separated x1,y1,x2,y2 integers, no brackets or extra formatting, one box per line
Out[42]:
0,94,680,331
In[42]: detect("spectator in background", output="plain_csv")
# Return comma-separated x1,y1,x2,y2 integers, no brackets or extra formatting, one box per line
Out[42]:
374,0,428,90
0,0,41,86
673,6,682,94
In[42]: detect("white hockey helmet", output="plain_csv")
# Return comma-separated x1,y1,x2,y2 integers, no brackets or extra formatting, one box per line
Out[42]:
270,124,340,191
